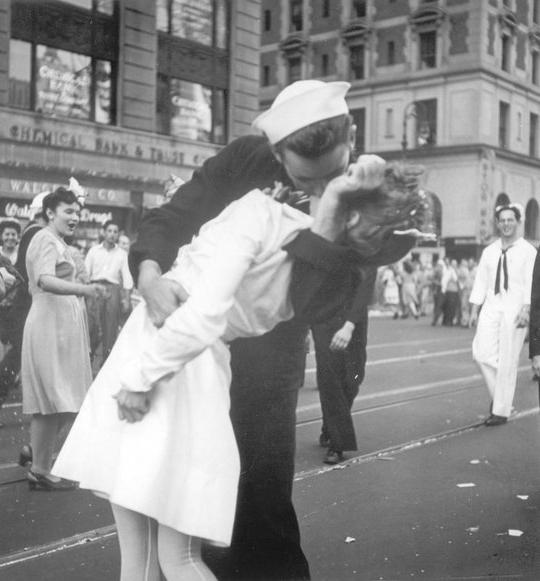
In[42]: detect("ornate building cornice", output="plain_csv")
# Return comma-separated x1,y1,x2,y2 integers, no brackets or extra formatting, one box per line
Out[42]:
341,18,372,46
279,34,309,59
409,5,447,31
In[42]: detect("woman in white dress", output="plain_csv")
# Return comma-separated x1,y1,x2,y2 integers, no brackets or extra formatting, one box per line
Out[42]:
53,159,426,581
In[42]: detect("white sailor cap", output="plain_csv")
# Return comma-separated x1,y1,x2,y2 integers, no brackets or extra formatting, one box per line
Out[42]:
252,80,351,145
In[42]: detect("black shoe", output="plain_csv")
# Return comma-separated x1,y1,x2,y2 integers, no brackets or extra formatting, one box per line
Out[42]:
484,414,508,426
323,450,344,465
18,445,32,467
319,433,331,448
27,471,78,491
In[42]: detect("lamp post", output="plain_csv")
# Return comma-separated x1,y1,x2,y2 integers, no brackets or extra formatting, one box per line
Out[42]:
401,101,430,160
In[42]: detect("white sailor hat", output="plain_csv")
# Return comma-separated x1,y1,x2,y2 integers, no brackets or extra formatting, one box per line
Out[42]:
252,80,351,145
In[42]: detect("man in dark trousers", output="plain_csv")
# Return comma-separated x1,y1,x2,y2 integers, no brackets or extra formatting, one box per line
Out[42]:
129,80,394,580
312,266,376,464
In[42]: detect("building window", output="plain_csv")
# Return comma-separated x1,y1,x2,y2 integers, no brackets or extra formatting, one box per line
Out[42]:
9,39,114,124
419,31,436,68
525,199,539,240
157,74,227,144
384,108,394,138
262,65,271,87
157,0,229,49
288,56,302,83
387,41,395,65
501,34,511,72
264,9,272,31
517,111,523,141
290,0,303,31
322,0,330,18
350,45,365,80
499,101,510,148
352,0,367,18
530,112,538,157
533,51,540,85
350,107,366,154
321,54,329,76
415,99,437,146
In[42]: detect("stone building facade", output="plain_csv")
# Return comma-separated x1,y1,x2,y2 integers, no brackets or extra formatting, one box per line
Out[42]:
260,0,540,257
0,0,260,247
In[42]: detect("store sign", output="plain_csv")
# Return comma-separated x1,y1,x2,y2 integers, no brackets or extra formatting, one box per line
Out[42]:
1,179,131,207
0,198,117,225
7,123,210,167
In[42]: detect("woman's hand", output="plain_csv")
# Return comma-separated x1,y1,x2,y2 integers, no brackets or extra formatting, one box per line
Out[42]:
324,155,386,199
113,388,152,423
0,267,17,291
84,283,108,299
515,305,530,329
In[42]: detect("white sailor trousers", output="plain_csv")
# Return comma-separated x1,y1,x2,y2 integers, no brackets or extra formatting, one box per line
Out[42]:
472,297,526,418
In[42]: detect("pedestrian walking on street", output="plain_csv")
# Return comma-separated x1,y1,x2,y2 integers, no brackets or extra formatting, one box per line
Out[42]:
400,260,419,319
442,258,460,326
53,157,427,581
469,203,536,426
382,264,401,318
312,267,376,465
85,220,133,366
20,188,105,490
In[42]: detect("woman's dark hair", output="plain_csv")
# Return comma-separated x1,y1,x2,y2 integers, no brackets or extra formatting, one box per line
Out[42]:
0,219,21,237
273,114,352,159
42,187,81,222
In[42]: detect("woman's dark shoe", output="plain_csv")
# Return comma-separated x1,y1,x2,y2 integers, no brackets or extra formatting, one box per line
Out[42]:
323,450,345,465
18,445,32,467
27,471,78,491
484,414,508,426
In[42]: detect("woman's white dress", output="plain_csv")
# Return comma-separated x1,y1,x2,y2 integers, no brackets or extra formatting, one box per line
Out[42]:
52,191,312,547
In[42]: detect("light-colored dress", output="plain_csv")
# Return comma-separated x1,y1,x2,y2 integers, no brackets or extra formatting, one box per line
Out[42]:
21,229,92,414
52,191,313,547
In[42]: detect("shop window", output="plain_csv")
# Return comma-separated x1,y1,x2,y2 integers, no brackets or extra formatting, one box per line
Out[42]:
58,0,114,14
499,101,510,148
9,40,114,124
156,75,227,144
350,44,365,80
531,112,539,157
290,0,303,32
350,107,366,154
352,0,367,18
419,30,436,68
157,0,229,49
9,39,31,110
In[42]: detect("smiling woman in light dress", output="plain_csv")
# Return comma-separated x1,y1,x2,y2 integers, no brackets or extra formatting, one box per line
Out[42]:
21,188,104,491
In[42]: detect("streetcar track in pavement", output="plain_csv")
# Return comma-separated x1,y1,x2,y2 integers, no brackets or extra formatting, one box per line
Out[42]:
0,365,532,481
1,405,538,571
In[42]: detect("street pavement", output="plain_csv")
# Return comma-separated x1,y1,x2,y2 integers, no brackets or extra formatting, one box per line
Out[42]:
0,316,539,580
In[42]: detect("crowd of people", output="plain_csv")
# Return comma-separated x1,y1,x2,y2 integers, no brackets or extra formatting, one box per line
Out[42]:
377,256,478,326
0,79,538,581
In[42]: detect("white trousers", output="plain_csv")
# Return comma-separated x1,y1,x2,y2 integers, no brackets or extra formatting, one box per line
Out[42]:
472,303,526,418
